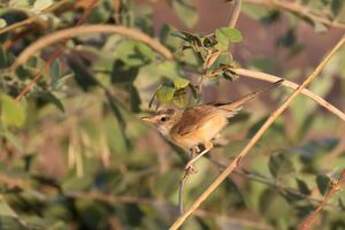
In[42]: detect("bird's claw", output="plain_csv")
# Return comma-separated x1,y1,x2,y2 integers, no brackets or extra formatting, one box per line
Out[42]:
184,163,197,174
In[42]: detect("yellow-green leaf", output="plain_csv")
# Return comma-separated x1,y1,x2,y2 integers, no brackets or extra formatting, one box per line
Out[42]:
0,94,26,127
156,85,176,103
173,77,189,89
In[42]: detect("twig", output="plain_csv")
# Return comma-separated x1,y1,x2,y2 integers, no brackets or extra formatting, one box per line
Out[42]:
228,0,242,27
11,24,173,71
170,35,345,230
15,71,41,101
298,169,345,230
243,0,345,29
178,168,194,214
231,68,345,122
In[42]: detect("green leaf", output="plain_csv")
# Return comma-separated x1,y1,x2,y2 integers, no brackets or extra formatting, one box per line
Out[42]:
33,0,53,12
269,152,295,178
316,174,331,195
0,195,18,218
114,40,154,67
172,88,189,108
67,54,99,91
172,0,198,28
331,0,343,16
156,85,176,103
0,46,9,68
0,94,26,127
296,178,311,195
9,0,30,8
50,59,61,80
0,19,6,28
172,77,189,89
215,27,243,50
156,61,181,79
39,91,65,112
160,24,183,51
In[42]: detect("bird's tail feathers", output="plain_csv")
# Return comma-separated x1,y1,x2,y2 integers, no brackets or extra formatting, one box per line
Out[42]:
217,79,283,114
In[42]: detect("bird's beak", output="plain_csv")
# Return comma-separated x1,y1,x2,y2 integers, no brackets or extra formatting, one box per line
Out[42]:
140,116,154,123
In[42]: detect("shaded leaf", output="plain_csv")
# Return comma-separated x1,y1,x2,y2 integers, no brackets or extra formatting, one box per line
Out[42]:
37,91,64,112
316,174,331,196
67,55,99,91
269,152,295,178
296,178,311,195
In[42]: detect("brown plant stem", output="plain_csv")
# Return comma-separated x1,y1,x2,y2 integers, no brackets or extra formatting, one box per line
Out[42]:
243,0,345,29
12,24,173,71
231,68,345,122
228,0,242,27
170,36,345,230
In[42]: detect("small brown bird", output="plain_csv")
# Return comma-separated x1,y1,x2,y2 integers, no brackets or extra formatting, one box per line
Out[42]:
143,80,283,170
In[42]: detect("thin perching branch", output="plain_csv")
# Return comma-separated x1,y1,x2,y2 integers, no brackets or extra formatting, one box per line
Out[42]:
231,68,345,122
170,36,345,230
243,0,345,29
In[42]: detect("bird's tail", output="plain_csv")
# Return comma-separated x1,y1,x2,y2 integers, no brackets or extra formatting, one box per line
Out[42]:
216,79,283,114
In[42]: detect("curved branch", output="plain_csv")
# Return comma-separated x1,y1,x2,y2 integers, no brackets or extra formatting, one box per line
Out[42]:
11,24,173,70
170,35,345,230
228,0,242,27
243,0,345,29
232,68,345,122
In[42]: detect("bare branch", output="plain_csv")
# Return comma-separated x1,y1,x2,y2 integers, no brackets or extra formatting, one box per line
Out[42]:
228,0,242,28
243,0,345,29
11,24,173,71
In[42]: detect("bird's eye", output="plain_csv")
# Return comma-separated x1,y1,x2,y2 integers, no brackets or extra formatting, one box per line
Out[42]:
160,116,168,122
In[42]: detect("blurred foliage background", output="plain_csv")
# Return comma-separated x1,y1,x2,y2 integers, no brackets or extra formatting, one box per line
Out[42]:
0,0,345,229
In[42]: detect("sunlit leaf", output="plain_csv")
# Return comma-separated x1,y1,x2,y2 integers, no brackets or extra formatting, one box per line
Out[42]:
0,19,6,28
0,94,26,127
33,0,53,12
156,85,176,103
215,27,243,50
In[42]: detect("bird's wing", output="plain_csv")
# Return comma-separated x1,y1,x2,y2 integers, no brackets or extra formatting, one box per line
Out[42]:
173,105,219,136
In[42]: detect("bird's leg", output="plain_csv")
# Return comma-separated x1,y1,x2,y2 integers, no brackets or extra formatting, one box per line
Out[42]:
185,146,199,174
185,142,213,171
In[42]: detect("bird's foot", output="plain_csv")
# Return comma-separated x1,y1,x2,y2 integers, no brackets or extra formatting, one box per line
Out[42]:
184,162,198,174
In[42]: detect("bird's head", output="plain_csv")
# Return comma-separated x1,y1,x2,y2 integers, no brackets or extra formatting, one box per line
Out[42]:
141,108,181,136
